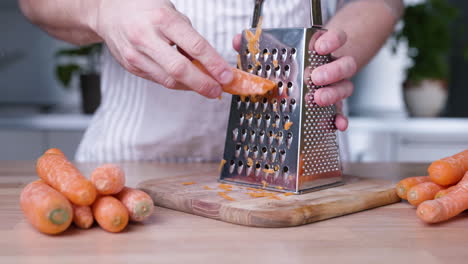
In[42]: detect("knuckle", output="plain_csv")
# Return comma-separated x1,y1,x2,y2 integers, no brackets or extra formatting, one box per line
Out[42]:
121,48,139,68
189,37,208,57
153,7,177,26
126,26,145,46
167,59,188,79
197,79,216,95
343,56,357,75
161,77,177,89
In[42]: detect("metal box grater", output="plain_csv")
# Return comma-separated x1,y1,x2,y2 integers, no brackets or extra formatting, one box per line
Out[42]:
219,0,343,193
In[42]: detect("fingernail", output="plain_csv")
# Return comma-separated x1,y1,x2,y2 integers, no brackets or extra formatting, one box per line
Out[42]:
208,86,222,98
313,70,328,85
219,69,233,84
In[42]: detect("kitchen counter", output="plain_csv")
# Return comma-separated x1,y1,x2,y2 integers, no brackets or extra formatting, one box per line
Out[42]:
1,161,468,263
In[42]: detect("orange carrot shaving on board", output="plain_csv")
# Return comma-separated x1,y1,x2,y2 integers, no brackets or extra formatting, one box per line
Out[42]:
218,159,227,172
268,195,281,200
407,182,445,206
417,172,468,223
219,184,233,192
276,186,284,190
284,193,294,196
428,150,468,186
247,187,262,192
218,192,235,201
395,176,431,200
20,180,73,235
203,186,213,190
182,182,196,186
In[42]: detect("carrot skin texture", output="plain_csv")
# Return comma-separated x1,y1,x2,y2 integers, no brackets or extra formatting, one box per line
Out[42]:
396,176,431,200
44,148,65,156
36,154,97,206
407,182,445,206
92,196,128,233
115,187,154,222
91,164,126,195
72,204,94,229
417,172,468,223
20,180,73,235
428,150,468,186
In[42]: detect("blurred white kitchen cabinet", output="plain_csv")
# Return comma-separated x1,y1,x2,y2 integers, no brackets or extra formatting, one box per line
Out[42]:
348,118,468,162
0,114,89,160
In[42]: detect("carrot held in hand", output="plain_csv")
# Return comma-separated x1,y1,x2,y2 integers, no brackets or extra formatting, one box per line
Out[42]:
428,150,468,186
72,204,93,229
92,196,128,233
192,60,276,96
44,148,65,156
115,187,154,222
20,180,73,235
91,164,126,195
407,182,445,206
417,172,468,223
396,176,431,200
36,153,97,206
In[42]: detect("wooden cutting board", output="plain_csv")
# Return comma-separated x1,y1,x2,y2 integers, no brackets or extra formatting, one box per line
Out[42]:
137,173,400,228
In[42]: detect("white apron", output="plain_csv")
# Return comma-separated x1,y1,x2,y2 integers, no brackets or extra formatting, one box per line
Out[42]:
75,0,346,162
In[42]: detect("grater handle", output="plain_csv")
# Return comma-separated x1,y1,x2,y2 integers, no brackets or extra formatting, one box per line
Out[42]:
251,0,265,28
310,0,323,27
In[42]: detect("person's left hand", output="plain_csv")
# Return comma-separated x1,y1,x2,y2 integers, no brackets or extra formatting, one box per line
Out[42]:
232,29,356,131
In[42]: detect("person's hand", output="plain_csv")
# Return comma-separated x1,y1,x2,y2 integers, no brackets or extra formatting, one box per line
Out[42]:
310,29,356,131
232,29,356,131
93,0,233,98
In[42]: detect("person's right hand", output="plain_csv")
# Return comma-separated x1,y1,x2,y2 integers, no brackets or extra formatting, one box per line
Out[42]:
93,0,233,98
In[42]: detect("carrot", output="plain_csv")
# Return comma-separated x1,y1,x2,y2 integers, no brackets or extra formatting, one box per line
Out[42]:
407,182,445,206
20,180,73,235
192,60,276,96
115,187,154,222
72,204,93,229
417,173,468,223
44,148,65,156
395,176,431,200
428,150,468,186
36,154,97,206
435,185,459,199
90,164,126,195
92,196,128,232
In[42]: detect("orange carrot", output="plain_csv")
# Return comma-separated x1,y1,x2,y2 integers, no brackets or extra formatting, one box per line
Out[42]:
192,60,276,96
20,180,73,235
92,196,128,232
72,204,93,229
182,182,196,185
428,150,468,186
115,187,154,222
417,173,468,223
395,176,431,200
36,154,97,206
407,182,445,206
44,148,65,156
218,192,235,201
435,185,459,199
90,164,126,195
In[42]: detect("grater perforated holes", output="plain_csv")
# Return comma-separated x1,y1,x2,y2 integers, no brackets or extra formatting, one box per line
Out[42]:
274,65,281,78
281,48,287,61
272,48,278,60
291,48,297,59
241,128,247,142
229,160,235,173
277,81,284,95
259,130,265,144
265,64,272,78
255,113,262,127
250,130,256,143
287,82,293,96
274,114,281,127
263,48,269,61
290,98,296,112
271,147,277,162
256,65,262,76
284,65,291,79
252,145,259,158
232,128,238,141
264,114,271,128
235,143,241,158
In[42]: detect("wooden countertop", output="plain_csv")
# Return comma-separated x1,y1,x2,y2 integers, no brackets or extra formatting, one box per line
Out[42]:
1,161,468,263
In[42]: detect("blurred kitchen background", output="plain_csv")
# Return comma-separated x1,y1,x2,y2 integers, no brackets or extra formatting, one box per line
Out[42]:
0,0,467,161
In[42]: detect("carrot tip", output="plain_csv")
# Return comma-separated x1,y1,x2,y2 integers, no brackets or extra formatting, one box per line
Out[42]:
135,201,153,218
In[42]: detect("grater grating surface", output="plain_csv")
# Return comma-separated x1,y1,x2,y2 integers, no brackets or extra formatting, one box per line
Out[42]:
219,0,343,193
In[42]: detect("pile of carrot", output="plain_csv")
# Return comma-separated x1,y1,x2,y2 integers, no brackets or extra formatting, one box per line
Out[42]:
20,148,154,235
396,150,468,224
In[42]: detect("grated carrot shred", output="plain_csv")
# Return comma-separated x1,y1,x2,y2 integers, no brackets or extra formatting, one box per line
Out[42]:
237,54,242,69
218,159,227,172
276,186,284,190
182,182,196,185
247,187,262,192
284,192,294,196
219,184,233,192
262,180,268,188
204,186,213,190
263,169,275,174
273,59,279,68
284,121,293,131
247,158,254,167
245,17,263,63
218,192,235,201
268,195,282,200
